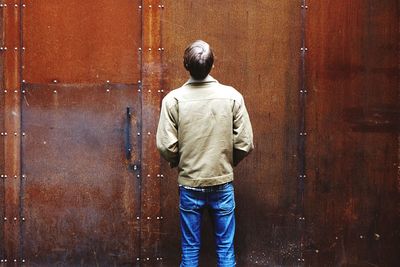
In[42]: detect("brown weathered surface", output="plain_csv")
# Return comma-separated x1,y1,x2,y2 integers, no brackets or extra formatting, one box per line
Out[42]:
21,84,141,265
0,4,5,260
3,0,22,262
160,1,301,265
139,0,163,265
22,0,141,84
305,0,400,266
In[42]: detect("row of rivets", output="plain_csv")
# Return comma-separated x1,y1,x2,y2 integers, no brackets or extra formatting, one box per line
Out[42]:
0,259,26,263
297,258,305,262
138,47,165,51
3,217,25,221
300,89,307,93
2,89,22,93
299,132,307,136
156,174,164,178
138,5,165,9
1,174,27,178
300,47,308,51
301,5,308,9
136,257,163,261
0,3,26,7
0,132,26,136
0,47,25,50
298,216,305,221
299,174,306,179
135,216,164,220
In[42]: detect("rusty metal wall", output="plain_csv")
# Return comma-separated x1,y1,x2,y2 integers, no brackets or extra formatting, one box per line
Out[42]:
0,0,398,266
160,1,301,266
304,0,400,266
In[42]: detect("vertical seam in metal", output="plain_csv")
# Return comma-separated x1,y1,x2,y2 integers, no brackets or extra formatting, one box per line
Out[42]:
299,0,307,265
0,2,4,261
18,0,24,262
137,0,144,265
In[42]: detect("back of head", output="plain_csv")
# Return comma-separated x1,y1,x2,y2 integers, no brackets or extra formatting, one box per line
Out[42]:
183,40,214,80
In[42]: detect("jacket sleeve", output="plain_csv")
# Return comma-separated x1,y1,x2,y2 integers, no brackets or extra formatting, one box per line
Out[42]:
156,96,179,168
232,95,254,166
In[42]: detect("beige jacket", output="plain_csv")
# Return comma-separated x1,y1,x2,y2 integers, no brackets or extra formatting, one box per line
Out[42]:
156,76,254,187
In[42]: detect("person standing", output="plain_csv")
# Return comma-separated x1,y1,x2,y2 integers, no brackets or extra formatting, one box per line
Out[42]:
156,40,254,267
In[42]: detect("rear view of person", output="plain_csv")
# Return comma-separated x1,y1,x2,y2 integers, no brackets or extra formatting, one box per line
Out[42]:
156,40,254,267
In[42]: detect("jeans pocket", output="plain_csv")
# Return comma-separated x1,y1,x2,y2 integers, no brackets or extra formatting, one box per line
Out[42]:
216,189,235,215
179,187,199,211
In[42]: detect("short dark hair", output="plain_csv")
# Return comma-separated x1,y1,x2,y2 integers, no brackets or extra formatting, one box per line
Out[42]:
183,40,214,80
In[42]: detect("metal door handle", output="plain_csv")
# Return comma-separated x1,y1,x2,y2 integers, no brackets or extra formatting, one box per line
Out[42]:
125,107,132,161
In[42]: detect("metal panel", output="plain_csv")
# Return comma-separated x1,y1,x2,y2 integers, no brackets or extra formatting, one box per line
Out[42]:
22,0,141,84
0,4,5,259
3,0,23,263
21,85,141,265
304,0,400,266
160,1,301,266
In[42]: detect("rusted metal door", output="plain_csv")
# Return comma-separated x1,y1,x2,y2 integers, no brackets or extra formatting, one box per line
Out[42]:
2,0,142,265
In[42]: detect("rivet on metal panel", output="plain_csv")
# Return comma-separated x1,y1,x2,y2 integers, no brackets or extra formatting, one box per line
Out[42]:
22,79,26,83
147,132,151,135
315,249,319,253
160,174,164,178
4,90,7,93
374,233,380,240
136,174,140,178
148,48,152,51
136,216,140,220
22,47,25,50
147,174,151,177
136,257,140,261
147,217,150,220
13,217,17,221
359,235,364,239
22,132,26,136
22,4,26,8
22,174,26,178
22,90,26,94
138,80,141,83
335,236,339,240
22,217,25,221
53,90,57,94
106,89,110,93
161,5,165,8
148,89,151,92
138,48,142,52
106,80,110,83
3,47,7,50
146,258,150,261
13,259,17,262
14,47,18,51
149,5,152,8
3,217,7,221
3,132,7,136
14,175,17,178
52,79,58,83
138,6,142,9
14,4,18,8
137,132,141,136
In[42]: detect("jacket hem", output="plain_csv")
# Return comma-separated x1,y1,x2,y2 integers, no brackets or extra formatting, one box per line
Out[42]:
178,173,234,187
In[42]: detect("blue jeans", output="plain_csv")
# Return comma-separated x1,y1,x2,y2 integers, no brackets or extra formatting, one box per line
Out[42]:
179,182,236,267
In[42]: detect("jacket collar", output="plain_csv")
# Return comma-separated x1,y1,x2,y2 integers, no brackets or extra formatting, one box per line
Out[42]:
184,75,218,85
